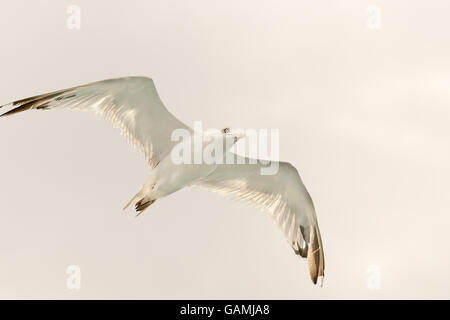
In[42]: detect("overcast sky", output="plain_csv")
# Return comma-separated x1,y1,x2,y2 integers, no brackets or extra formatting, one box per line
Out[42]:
0,0,449,299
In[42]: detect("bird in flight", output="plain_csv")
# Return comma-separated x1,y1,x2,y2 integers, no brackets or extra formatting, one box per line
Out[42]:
0,77,324,285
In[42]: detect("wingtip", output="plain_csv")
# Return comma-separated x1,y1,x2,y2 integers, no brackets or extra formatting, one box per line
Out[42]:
0,103,12,117
315,276,325,288
0,103,34,117
307,224,325,286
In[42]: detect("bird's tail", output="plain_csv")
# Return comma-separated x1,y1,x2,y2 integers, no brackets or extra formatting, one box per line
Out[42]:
123,191,141,211
123,190,155,216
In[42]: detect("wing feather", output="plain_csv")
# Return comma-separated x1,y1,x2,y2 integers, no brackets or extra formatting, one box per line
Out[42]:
193,154,325,285
0,77,191,167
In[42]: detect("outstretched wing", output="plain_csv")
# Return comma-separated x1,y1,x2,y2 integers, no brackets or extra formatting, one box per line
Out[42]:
0,77,191,167
193,155,325,285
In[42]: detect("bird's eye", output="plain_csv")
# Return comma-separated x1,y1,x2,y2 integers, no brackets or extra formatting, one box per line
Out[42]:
222,127,230,134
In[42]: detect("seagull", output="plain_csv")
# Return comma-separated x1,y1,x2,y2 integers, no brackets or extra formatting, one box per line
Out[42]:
0,76,324,285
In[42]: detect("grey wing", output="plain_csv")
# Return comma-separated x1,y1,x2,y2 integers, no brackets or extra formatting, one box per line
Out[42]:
193,154,325,285
0,76,192,167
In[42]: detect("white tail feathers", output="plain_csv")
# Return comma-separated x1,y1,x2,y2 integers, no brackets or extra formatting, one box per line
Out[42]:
123,191,143,211
123,190,156,216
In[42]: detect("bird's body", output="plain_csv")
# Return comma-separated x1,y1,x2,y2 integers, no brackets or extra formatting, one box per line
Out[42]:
0,76,325,285
126,132,236,213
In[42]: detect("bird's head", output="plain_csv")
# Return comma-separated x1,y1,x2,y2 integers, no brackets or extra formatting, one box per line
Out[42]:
221,127,246,143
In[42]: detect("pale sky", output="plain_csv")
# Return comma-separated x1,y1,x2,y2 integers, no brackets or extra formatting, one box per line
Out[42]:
0,0,449,299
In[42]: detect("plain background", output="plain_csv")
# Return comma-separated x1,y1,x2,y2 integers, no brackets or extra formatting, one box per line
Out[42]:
0,0,449,299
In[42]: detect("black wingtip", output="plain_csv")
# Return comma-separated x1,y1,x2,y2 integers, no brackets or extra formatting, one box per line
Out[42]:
0,90,67,117
0,104,33,117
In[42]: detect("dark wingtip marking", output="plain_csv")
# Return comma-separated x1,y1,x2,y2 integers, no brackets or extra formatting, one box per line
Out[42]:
56,94,76,101
0,91,75,117
0,104,33,117
11,91,65,107
292,244,308,258
134,199,155,216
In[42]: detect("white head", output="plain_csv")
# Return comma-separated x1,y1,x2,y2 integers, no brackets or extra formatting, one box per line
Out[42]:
200,127,246,156
221,127,246,143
